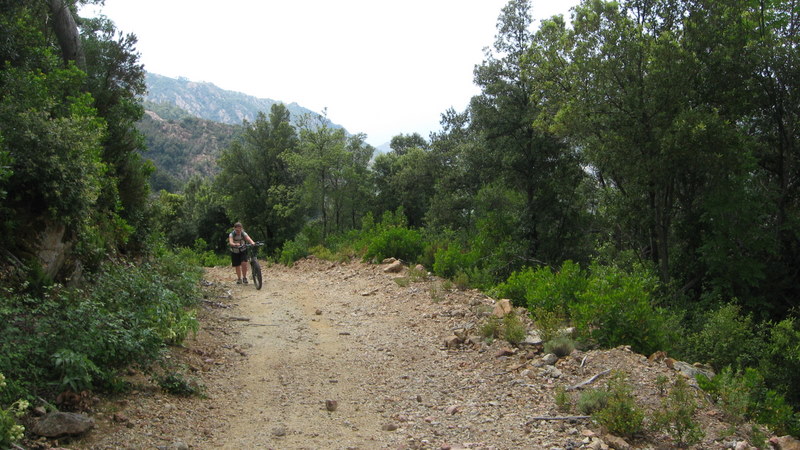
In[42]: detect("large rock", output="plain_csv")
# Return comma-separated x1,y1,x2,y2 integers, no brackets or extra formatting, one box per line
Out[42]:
492,299,513,318
32,411,95,437
383,260,404,273
770,435,800,450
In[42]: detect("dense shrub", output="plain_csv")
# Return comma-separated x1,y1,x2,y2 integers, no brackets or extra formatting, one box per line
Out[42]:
759,317,800,407
363,226,424,263
0,250,202,397
432,241,478,280
593,371,645,437
698,367,800,436
493,260,586,310
571,263,677,355
684,303,763,371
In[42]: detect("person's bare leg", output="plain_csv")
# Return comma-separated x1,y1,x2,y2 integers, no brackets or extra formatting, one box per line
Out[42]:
234,265,242,281
241,261,249,280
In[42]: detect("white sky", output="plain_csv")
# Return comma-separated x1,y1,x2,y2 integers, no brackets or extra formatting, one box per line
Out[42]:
82,0,580,146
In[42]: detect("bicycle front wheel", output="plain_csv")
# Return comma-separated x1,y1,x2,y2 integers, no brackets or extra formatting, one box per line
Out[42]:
251,259,263,290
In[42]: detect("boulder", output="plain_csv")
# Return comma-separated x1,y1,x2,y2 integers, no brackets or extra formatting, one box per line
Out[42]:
32,411,94,437
383,260,404,273
492,299,513,318
770,435,800,450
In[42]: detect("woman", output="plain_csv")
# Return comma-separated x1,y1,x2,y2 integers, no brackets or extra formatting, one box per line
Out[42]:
228,222,256,284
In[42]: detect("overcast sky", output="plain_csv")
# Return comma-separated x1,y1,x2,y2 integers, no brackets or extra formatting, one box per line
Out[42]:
82,0,580,146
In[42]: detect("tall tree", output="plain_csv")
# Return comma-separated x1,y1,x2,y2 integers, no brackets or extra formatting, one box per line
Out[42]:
217,104,302,252
470,0,587,267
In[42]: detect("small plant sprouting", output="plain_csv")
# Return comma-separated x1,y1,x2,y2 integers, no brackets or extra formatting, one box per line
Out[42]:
429,283,445,303
393,277,410,287
480,316,500,342
555,385,572,413
578,388,610,415
593,371,644,438
502,313,527,345
652,377,704,447
544,336,576,357
154,372,205,397
655,374,670,397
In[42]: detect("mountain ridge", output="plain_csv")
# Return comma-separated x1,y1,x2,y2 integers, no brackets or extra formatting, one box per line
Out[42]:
144,72,346,131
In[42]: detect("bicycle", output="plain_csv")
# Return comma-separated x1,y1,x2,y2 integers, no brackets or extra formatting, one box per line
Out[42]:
238,241,264,290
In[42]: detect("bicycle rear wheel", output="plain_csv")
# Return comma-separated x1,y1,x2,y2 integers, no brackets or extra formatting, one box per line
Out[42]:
251,259,263,290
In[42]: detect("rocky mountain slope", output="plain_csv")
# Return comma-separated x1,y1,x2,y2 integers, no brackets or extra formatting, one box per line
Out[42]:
144,73,344,131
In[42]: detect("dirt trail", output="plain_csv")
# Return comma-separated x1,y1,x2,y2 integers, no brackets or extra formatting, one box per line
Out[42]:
72,258,754,450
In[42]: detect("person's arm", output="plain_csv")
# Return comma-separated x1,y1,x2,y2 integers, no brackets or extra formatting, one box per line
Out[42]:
228,233,236,247
245,232,255,245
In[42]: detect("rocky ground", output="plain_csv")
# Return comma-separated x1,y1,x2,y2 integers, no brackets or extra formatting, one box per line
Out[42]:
23,257,797,449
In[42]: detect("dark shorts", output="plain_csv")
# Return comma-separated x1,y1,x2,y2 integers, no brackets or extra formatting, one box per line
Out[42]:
231,251,247,267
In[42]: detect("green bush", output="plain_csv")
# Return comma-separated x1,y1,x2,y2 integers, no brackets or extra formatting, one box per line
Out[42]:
154,372,204,397
578,388,610,415
480,316,501,342
760,317,800,407
698,367,800,436
0,249,202,397
363,225,424,263
493,261,586,311
685,303,763,371
571,263,675,355
502,313,526,345
432,241,478,280
531,306,564,343
279,237,309,266
0,373,27,449
593,371,645,438
652,377,704,447
544,336,576,357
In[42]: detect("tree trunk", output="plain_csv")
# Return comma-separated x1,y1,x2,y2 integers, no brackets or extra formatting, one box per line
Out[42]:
48,0,86,70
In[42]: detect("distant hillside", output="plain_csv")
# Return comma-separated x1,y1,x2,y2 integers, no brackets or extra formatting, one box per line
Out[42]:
137,111,241,192
139,73,352,192
144,73,344,130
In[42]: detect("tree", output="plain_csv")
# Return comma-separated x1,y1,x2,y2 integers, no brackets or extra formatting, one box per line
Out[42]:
290,116,374,237
216,104,303,252
470,0,588,267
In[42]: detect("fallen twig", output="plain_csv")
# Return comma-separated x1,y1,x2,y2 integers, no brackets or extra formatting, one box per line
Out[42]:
226,316,251,321
244,323,280,327
527,415,591,422
203,299,230,308
566,369,611,391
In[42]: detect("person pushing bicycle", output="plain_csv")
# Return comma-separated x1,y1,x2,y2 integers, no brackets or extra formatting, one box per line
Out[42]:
228,222,255,284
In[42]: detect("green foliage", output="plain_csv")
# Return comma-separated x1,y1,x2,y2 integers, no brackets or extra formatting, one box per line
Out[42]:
530,307,564,343
652,377,705,447
154,372,204,397
578,389,610,415
279,236,310,266
0,373,27,448
493,261,586,311
544,336,575,358
684,303,763,371
52,349,101,393
699,367,800,436
217,105,304,253
571,263,676,355
502,313,526,345
432,241,479,280
0,248,202,397
363,226,423,264
593,372,645,438
480,316,501,342
555,385,572,413
759,317,800,407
